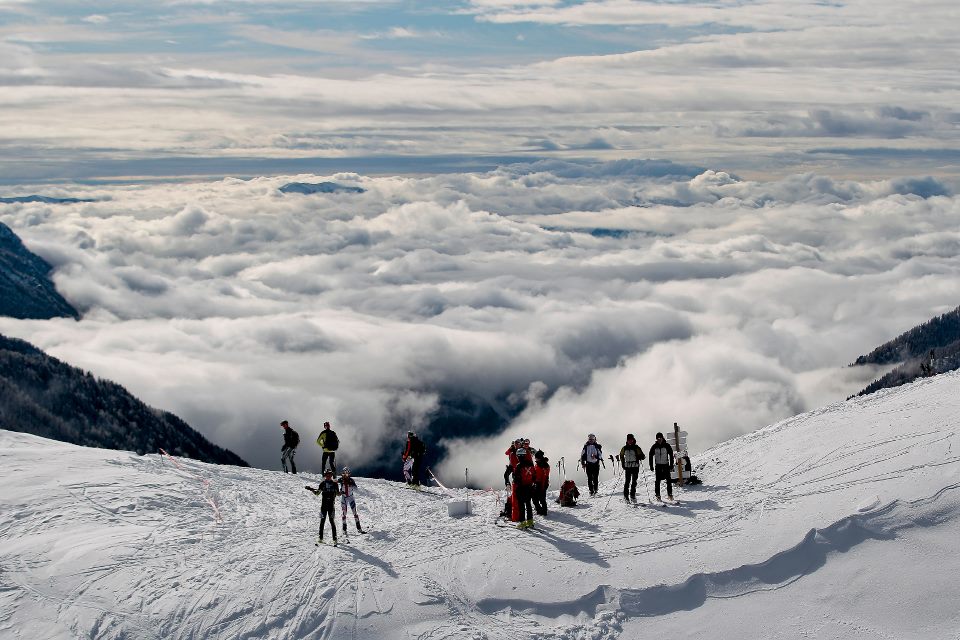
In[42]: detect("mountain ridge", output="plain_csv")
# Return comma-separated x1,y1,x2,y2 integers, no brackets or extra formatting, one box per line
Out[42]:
851,304,960,396
0,221,79,320
0,333,247,466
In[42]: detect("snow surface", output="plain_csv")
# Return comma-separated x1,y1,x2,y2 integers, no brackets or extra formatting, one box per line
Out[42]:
2,372,960,640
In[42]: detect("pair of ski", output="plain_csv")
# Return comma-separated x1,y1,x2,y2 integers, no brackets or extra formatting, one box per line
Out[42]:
494,517,540,532
637,498,682,507
316,531,367,547
316,538,341,547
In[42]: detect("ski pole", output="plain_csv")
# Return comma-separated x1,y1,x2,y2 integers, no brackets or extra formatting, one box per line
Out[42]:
640,465,653,503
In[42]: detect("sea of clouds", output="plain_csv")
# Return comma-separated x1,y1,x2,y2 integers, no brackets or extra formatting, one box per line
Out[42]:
1,160,958,484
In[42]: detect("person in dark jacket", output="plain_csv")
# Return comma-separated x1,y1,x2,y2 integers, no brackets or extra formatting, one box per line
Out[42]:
513,456,537,528
280,420,299,474
306,470,340,545
648,432,674,501
619,433,643,502
504,439,520,488
533,450,551,515
580,434,603,496
316,421,339,474
402,431,426,487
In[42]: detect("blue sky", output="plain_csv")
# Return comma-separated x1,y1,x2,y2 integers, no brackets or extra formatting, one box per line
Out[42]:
1,0,958,182
3,1,685,68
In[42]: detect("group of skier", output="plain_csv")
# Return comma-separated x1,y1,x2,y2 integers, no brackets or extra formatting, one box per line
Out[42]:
279,421,431,544
280,419,339,475
496,431,682,530
304,467,366,546
280,418,694,538
501,438,552,529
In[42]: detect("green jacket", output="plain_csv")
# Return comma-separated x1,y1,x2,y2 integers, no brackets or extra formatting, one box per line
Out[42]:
316,429,338,452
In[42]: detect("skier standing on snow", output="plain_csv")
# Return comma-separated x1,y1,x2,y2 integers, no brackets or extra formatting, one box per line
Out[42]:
503,439,521,521
648,432,675,501
533,450,551,515
402,431,426,487
338,467,365,534
306,469,340,545
521,438,534,459
580,434,603,496
513,456,537,528
504,439,520,487
619,433,643,502
280,420,299,474
316,421,340,474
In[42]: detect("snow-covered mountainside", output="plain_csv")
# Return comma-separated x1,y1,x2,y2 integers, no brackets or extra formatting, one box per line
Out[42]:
2,372,959,640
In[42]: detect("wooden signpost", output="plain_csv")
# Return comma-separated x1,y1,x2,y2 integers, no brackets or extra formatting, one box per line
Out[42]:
674,422,685,486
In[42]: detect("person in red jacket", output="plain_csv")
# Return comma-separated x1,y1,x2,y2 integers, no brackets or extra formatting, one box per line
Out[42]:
513,456,537,529
505,439,521,521
402,431,426,487
533,450,551,516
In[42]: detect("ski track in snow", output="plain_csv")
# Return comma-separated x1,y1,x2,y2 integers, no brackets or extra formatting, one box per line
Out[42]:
2,372,960,639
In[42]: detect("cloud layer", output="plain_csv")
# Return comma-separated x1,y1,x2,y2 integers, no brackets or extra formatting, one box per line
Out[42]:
0,0,958,180
1,162,958,484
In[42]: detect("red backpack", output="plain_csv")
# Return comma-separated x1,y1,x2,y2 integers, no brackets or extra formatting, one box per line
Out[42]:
558,480,580,506
518,464,537,486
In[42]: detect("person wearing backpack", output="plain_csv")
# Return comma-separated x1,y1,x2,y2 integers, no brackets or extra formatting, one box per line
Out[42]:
402,431,426,487
513,456,537,529
316,421,339,474
648,432,675,501
619,433,643,502
305,470,340,545
280,420,300,474
580,434,604,496
533,450,551,516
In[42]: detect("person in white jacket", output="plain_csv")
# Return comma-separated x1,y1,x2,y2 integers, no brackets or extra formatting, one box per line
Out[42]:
580,434,604,496
648,432,675,501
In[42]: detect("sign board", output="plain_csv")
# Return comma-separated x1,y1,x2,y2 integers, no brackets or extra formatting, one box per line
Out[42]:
447,499,472,517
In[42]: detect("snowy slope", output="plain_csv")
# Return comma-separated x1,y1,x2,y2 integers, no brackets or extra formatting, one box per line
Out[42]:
2,372,960,640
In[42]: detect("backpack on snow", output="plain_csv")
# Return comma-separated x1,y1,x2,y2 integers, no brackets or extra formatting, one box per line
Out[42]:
557,480,580,507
